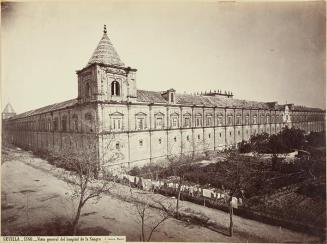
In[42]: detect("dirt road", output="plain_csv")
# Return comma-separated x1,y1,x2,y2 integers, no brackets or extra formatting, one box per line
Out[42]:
1,148,321,242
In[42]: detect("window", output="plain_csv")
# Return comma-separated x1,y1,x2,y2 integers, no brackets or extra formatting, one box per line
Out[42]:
47,119,52,131
219,133,222,137
227,115,233,126
172,118,178,128
236,115,241,125
174,137,177,142
85,113,93,132
53,118,59,131
266,115,270,124
135,112,147,130
198,134,200,140
137,118,144,130
110,112,124,131
139,140,143,146
111,80,120,96
206,115,212,126
170,93,174,103
183,113,191,127
208,133,211,138
170,113,179,128
72,114,78,132
245,115,249,125
156,117,163,128
186,135,190,141
238,130,240,135
154,112,164,129
217,115,223,126
230,131,232,137
261,115,265,124
61,115,67,132
113,118,122,130
184,117,190,127
85,83,91,97
253,115,257,124
159,138,162,144
116,142,120,150
195,114,202,127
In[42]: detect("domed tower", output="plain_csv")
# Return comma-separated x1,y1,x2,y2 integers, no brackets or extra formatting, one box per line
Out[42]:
76,25,137,103
2,103,16,120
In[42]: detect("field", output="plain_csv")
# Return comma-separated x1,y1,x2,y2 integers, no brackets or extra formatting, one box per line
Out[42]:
1,146,321,242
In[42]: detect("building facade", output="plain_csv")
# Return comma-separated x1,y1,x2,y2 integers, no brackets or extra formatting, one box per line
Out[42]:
2,26,326,169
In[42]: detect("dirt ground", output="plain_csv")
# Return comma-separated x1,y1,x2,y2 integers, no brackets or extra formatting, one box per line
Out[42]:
1,148,322,242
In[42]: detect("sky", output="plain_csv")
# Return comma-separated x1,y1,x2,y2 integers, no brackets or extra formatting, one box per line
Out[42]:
1,1,326,114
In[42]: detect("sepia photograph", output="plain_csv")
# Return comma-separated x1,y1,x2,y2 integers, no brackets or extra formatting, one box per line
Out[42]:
1,1,326,242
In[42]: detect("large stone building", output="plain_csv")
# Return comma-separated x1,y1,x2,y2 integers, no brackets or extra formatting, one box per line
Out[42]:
2,26,326,169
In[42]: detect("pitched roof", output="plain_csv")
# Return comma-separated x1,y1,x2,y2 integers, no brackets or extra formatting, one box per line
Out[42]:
88,26,124,67
2,103,15,114
8,99,78,120
136,90,324,111
292,105,323,112
6,91,323,121
137,90,167,103
137,90,270,109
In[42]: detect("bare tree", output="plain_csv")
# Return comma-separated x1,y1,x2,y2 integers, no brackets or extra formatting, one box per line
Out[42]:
53,134,122,235
129,189,174,241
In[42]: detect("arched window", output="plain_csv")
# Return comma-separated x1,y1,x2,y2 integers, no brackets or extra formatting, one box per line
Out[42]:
85,83,91,97
111,80,120,96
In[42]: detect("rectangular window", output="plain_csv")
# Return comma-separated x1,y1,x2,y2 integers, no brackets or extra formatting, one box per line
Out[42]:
170,93,174,103
171,117,178,128
156,117,163,129
245,116,249,125
137,118,144,130
217,116,223,126
173,118,177,127
236,116,241,125
207,117,212,126
184,117,191,127
253,116,257,124
53,119,58,131
228,116,233,126
113,118,122,131
196,117,202,127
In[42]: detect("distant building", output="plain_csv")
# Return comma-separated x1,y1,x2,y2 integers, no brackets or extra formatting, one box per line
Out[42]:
2,25,326,169
2,103,16,120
